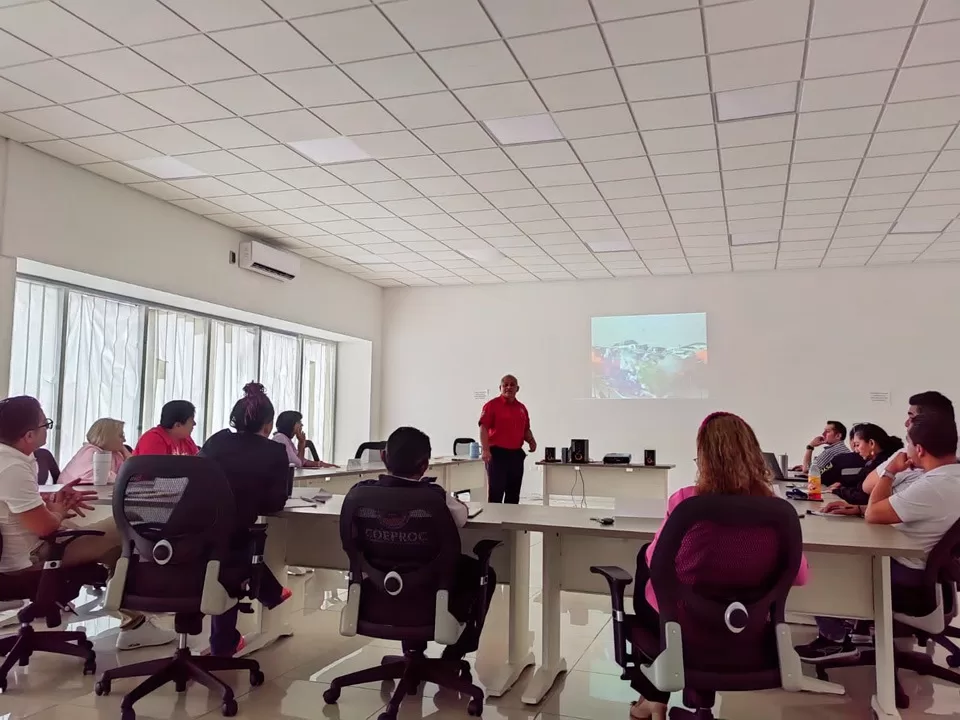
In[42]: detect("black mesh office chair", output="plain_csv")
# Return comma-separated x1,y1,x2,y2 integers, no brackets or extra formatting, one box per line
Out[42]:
34,448,60,484
323,480,499,720
305,439,320,463
95,456,264,720
453,438,476,456
354,441,386,462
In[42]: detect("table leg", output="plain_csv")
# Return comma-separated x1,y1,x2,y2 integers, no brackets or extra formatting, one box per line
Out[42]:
541,466,550,506
871,555,901,720
521,531,567,704
237,516,294,656
484,529,536,697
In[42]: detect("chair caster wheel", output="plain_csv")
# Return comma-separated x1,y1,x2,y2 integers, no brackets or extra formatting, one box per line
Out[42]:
83,654,97,675
249,669,265,687
323,687,340,704
948,654,960,668
95,680,111,696
467,698,483,716
221,699,238,717
175,679,187,693
0,677,8,693
18,655,29,667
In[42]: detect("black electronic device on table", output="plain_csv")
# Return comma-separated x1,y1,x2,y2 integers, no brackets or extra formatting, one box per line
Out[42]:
543,446,558,462
570,438,589,463
602,453,632,465
644,449,657,466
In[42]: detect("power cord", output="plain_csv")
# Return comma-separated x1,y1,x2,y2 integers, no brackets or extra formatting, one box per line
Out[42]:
569,466,587,508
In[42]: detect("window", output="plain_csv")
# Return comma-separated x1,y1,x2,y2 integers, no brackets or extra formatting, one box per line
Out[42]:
8,280,64,451
259,331,300,416
207,320,259,434
59,292,143,460
301,338,336,460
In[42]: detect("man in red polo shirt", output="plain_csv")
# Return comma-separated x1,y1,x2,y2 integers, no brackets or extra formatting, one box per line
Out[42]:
479,374,536,504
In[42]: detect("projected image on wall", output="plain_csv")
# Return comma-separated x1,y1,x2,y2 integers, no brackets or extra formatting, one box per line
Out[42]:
591,313,708,399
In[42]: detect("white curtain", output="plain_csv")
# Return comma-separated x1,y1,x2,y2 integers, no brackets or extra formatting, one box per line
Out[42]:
9,280,64,452
142,309,209,442
60,292,143,461
259,331,300,417
206,320,259,434
300,338,336,460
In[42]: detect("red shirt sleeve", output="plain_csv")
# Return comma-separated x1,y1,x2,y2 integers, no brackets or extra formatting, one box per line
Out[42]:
133,429,167,456
182,436,199,456
478,400,495,429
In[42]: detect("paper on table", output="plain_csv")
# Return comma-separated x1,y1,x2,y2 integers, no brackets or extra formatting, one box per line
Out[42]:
284,497,315,508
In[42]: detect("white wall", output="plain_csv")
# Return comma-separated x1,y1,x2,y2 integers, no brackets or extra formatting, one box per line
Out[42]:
0,142,383,456
382,264,960,486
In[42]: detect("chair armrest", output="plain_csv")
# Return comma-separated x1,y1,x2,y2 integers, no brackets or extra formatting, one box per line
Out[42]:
472,539,502,568
40,530,106,562
591,565,634,671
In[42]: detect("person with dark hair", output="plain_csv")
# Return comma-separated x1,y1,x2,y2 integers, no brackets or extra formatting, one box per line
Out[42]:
200,383,292,656
824,424,904,510
344,426,495,662
272,410,336,469
133,400,199,456
861,391,956,496
801,420,854,476
479,374,536,504
0,396,176,650
798,410,960,663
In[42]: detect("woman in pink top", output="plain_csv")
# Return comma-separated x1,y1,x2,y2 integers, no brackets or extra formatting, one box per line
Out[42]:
59,418,130,485
630,412,809,720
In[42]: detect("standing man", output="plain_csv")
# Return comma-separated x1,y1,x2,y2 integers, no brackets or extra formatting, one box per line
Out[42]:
479,374,536,504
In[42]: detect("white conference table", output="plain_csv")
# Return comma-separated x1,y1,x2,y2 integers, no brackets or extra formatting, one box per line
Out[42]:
247,491,922,720
294,457,485,496
536,460,674,505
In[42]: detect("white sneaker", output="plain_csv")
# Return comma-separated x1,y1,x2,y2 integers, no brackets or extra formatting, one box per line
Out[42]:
116,618,177,651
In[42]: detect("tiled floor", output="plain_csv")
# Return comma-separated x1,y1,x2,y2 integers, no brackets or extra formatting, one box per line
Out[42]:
5,506,960,719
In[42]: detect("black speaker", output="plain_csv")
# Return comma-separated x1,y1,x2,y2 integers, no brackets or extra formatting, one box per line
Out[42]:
561,447,570,463
544,446,556,461
644,449,656,466
571,439,589,463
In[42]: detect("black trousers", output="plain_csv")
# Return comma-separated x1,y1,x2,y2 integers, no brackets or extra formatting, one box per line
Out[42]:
631,545,670,704
487,446,525,504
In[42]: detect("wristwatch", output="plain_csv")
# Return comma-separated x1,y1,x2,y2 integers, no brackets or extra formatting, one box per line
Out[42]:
806,445,815,451
882,470,897,482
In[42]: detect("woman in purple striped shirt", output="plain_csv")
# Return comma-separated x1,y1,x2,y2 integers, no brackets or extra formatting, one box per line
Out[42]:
271,411,337,469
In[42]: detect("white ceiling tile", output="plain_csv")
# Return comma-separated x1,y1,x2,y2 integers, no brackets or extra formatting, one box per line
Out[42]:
788,179,852,200
879,97,960,132
56,0,194,45
889,62,960,103
10,105,110,136
525,163,591,187
312,102,401,136
125,155,206,179
720,142,792,171
272,166,341,188
784,197,844,215
455,82,546,121
861,153,937,179
932,151,960,173
211,22,329,74
233,144,312,170
503,140,577,168
0,28,46,67
130,180,193,201
0,112,53,142
909,190,960,207
593,0,697,21
128,125,217,155
0,76,50,111
268,66,369,107
172,198,228,215
793,134,870,163
382,0,498,49
666,190,724,210
137,35,253,84
255,189,334,210
441,147,513,175
29,139,108,164
67,96,169,132
71,133,160,161
169,176,243,198
130,87,232,123
704,0,809,52
352,130,429,159
410,175,475,196
306,185,369,204
482,0,593,36
484,189,546,209
800,71,894,112
465,169,531,192
382,155,455,179
1,60,113,103
604,10,703,65
286,205,348,222
185,118,276,149
796,106,880,139
710,42,804,92
597,177,660,199
724,165,789,190
806,28,911,79
586,156,653,182
381,91,471,129
715,82,797,122
571,133,645,162
221,172,292,193
160,0,277,30
173,150,257,175
197,76,299,116
503,206,559,223
213,194,276,213
534,69,625,112
845,192,911,212
356,180,420,202
424,41,523,89
343,54,444,99
642,125,716,155
659,173,721,194
717,115,795,148
619,57,709,102
83,161,158,184
632,95,713,131
0,2,118,55
552,104,634,139
381,198,443,217
508,26,610,79
245,109,337,144
810,0,922,37
868,126,953,157
726,202,782,221
789,158,860,183
432,194,490,213
294,6,409,63
723,185,785,206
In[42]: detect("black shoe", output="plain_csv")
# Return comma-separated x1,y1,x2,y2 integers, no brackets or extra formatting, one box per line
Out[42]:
795,636,860,663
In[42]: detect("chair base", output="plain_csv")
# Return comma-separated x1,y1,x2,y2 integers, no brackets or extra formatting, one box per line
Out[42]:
0,624,95,691
95,643,264,720
322,651,485,720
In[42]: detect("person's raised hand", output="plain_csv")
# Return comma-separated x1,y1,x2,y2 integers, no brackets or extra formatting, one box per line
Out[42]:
809,435,826,448
885,451,912,476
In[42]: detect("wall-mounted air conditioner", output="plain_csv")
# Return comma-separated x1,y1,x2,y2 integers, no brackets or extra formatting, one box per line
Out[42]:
238,239,300,281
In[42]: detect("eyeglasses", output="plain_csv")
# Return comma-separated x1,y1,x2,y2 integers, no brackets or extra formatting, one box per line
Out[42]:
37,419,54,430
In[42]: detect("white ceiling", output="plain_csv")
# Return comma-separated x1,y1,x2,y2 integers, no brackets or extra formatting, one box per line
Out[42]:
0,0,959,286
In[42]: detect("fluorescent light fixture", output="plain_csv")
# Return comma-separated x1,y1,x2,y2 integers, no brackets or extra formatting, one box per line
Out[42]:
484,114,563,145
126,156,206,179
715,82,797,122
288,137,370,165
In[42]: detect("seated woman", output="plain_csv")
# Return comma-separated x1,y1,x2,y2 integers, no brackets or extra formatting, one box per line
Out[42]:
630,412,810,720
0,396,175,650
824,423,904,512
133,400,198,456
200,383,293,657
59,418,131,485
272,411,337,469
